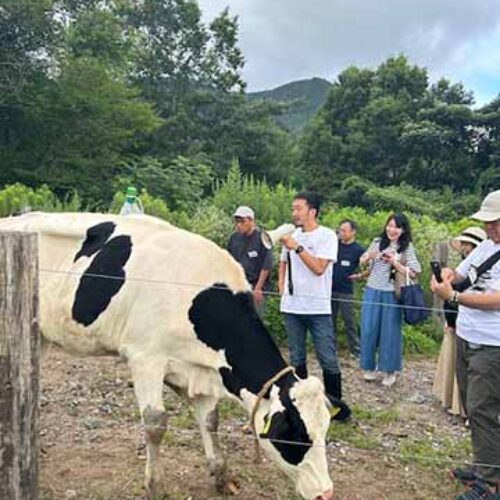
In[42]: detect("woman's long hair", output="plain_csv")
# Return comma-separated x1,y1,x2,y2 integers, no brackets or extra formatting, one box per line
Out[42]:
379,213,412,253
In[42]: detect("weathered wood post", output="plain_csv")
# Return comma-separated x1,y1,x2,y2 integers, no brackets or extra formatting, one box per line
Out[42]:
0,232,40,500
432,241,449,322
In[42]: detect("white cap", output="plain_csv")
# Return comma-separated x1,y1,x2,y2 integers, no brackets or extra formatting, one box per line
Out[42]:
471,190,500,222
233,206,255,219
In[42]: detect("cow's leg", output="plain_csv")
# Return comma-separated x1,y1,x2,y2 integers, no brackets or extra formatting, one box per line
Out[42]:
129,359,168,499
193,396,235,493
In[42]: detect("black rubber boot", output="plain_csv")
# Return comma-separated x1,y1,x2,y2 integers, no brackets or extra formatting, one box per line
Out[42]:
323,371,342,399
294,364,308,379
323,371,351,423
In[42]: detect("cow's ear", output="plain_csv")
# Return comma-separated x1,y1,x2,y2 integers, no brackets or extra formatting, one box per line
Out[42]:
260,411,289,440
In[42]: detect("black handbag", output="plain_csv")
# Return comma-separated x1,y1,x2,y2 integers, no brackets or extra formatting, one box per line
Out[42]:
399,270,429,325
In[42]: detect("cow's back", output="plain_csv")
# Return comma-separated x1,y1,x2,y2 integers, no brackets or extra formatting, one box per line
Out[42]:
0,213,249,365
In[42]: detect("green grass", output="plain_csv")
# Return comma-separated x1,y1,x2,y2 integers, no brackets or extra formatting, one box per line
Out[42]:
399,436,472,467
328,405,401,451
218,399,247,419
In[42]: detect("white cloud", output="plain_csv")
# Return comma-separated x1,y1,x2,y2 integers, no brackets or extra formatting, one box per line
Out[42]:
198,0,500,103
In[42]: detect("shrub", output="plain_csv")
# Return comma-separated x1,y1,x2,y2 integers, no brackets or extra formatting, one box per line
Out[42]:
0,183,81,216
183,202,234,248
109,189,170,220
212,159,296,228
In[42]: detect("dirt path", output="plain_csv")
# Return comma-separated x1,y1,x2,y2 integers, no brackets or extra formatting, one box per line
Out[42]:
39,348,470,499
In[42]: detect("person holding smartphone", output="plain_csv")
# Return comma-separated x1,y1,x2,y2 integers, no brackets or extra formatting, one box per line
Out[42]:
431,191,500,499
358,213,422,387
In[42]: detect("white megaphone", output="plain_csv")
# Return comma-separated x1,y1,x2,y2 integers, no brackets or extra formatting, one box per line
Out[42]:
261,223,296,249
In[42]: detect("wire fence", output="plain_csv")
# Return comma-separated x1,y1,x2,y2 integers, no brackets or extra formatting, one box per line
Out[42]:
27,266,500,473
39,267,449,314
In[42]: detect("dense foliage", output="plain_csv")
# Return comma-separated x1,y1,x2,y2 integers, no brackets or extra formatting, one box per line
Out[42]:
299,56,500,204
1,1,498,213
1,1,499,354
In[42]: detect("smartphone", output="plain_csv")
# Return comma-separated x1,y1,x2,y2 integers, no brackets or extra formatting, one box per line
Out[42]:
430,261,443,283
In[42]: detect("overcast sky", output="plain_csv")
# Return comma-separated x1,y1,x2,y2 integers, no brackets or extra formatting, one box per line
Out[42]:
198,0,500,105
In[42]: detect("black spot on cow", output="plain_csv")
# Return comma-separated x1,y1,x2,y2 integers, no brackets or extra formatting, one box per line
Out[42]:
73,222,116,262
260,386,312,465
188,284,312,465
188,284,287,396
72,235,132,326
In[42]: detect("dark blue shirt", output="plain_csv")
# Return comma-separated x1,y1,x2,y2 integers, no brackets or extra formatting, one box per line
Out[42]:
332,241,365,294
227,229,273,289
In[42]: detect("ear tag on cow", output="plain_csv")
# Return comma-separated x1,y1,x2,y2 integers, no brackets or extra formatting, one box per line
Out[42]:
329,406,341,418
261,416,272,436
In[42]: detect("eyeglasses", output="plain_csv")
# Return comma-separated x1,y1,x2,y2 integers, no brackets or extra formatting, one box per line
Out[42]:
234,217,247,224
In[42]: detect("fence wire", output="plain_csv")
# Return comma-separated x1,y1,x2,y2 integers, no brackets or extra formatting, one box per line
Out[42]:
28,266,500,473
38,267,450,314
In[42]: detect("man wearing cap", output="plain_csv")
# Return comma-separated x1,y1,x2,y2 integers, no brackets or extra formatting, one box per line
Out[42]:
432,190,500,499
227,206,273,311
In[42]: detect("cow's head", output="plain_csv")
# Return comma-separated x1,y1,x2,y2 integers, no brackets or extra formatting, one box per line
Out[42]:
188,284,333,500
257,376,333,500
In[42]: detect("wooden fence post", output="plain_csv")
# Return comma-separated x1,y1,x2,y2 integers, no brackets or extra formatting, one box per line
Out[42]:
0,232,40,500
432,241,449,322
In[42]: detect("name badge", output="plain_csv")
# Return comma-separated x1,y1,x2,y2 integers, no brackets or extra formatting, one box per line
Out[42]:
248,250,258,258
341,260,351,267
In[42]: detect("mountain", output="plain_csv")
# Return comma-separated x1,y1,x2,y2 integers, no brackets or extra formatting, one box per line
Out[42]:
248,77,332,134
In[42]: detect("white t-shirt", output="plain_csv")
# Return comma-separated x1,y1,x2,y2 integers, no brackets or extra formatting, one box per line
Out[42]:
456,239,500,346
280,226,338,314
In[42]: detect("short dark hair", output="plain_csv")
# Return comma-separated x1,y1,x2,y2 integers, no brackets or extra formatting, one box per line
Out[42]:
294,191,321,217
340,219,358,232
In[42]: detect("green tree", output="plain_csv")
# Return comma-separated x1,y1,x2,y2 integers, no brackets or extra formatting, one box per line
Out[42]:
114,154,213,212
1,56,161,202
300,55,479,198
0,0,59,104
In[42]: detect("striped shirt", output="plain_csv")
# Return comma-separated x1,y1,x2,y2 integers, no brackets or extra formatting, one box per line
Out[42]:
364,238,422,291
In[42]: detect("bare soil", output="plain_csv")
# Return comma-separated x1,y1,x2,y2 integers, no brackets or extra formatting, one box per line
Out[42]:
39,347,470,500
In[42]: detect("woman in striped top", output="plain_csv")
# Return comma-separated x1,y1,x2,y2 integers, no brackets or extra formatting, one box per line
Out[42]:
359,213,422,387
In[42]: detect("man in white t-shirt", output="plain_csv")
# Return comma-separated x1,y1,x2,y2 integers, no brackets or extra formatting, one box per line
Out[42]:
279,192,349,421
432,190,500,499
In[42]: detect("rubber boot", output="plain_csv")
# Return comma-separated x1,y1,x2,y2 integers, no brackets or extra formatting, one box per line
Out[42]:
323,371,342,399
294,364,308,379
323,371,351,422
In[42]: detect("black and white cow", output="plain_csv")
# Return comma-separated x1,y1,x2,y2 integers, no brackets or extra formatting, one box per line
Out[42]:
0,212,336,500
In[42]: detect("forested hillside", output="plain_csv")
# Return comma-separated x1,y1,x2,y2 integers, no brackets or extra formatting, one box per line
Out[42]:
248,77,332,133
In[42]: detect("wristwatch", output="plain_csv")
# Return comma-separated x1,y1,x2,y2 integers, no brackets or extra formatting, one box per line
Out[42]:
295,245,304,254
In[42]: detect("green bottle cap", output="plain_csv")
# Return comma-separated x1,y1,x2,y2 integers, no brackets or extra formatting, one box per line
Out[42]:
126,186,137,197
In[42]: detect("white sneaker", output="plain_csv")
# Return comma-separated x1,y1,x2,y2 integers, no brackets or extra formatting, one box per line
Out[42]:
382,373,397,387
363,371,377,381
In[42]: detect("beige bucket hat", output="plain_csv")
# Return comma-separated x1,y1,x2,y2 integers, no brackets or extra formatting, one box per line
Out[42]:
451,226,487,251
471,190,500,222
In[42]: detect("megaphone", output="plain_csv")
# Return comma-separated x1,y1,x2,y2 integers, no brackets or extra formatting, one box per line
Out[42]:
261,223,296,249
